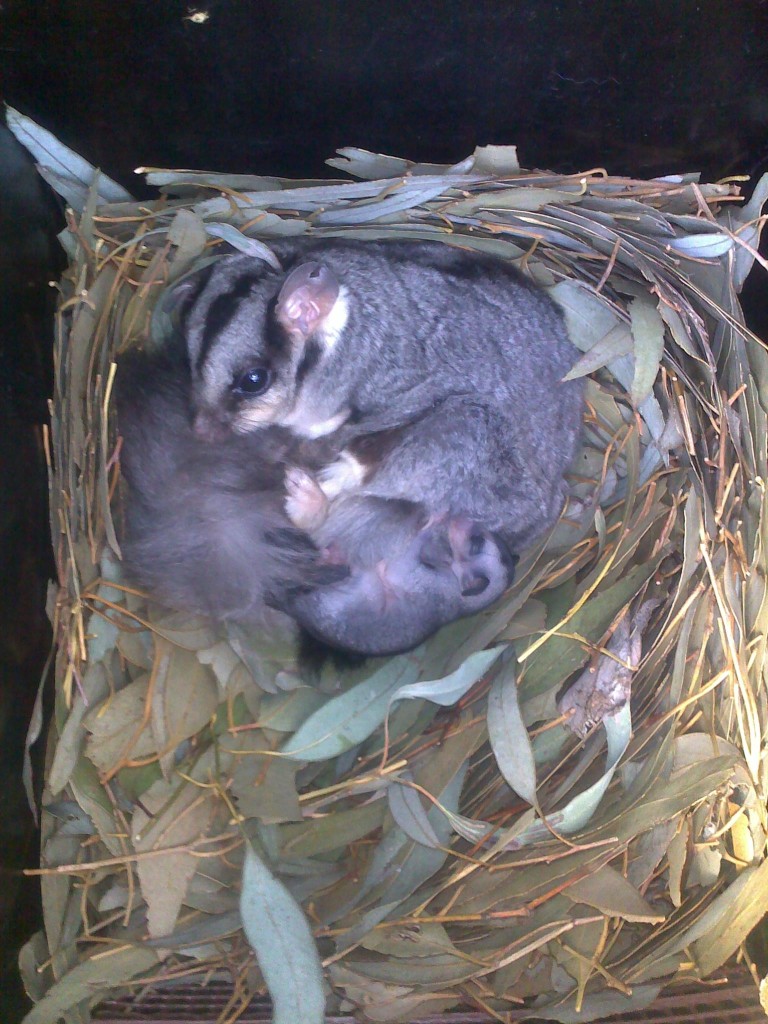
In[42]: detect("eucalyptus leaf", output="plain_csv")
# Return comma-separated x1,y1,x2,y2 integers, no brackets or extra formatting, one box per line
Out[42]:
532,982,662,1023
282,645,502,762
240,842,326,1024
6,105,133,209
18,931,52,1004
166,207,208,268
391,644,506,705
132,775,215,939
83,676,156,774
448,186,583,215
628,294,666,405
562,323,634,380
549,279,625,353
326,146,474,179
204,223,282,266
361,919,458,958
518,560,661,703
667,232,733,258
566,864,665,922
314,180,458,225
144,168,285,191
257,687,329,732
280,654,422,761
470,144,521,176
512,703,632,846
387,776,442,849
49,663,109,795
690,857,768,976
20,946,160,1024
724,170,768,288
145,909,242,949
193,174,482,220
487,659,538,805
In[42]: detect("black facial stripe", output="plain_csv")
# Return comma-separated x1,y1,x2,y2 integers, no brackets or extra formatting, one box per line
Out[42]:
196,272,267,373
173,263,216,325
295,338,322,387
494,533,519,574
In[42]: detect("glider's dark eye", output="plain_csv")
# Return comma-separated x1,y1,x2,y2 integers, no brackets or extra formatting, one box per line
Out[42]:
468,531,486,557
233,367,273,396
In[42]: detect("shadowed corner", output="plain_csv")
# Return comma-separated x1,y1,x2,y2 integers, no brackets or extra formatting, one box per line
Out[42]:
0,124,61,1023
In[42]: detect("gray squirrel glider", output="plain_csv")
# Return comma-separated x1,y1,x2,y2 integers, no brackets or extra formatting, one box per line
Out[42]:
115,351,511,655
116,239,583,655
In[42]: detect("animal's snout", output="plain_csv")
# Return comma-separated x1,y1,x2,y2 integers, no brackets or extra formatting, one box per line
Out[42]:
460,572,490,597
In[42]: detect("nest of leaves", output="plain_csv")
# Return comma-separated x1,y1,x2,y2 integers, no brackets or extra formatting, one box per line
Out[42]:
14,111,768,1024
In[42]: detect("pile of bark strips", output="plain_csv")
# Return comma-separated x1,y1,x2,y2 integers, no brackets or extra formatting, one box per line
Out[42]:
10,107,768,1024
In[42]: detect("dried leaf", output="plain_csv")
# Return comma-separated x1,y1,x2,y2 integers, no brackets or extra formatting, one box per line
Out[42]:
149,640,218,777
20,946,160,1024
691,857,768,975
204,223,282,266
470,144,521,176
132,776,215,939
667,818,688,907
667,232,733,258
562,323,634,380
532,982,662,1023
566,864,664,922
83,676,156,775
361,919,458,958
228,733,302,823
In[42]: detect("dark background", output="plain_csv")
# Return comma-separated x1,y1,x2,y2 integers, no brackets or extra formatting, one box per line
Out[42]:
2,2,768,1020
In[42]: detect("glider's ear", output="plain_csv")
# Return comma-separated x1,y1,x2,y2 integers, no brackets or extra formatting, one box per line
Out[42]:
275,261,340,341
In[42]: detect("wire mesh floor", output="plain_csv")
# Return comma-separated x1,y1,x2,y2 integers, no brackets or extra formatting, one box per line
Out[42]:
94,969,763,1024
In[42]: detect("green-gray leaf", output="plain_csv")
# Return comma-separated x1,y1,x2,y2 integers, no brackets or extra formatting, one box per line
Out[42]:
629,294,666,405
487,660,538,805
6,105,133,210
240,843,325,1024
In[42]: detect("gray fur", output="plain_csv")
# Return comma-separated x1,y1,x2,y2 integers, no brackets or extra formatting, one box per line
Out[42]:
280,468,515,655
115,348,512,656
115,349,341,623
181,239,584,553
288,508,514,656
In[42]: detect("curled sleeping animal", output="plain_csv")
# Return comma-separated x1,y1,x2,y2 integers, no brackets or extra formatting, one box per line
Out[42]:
115,347,512,656
178,237,583,558
117,239,583,655
281,425,517,654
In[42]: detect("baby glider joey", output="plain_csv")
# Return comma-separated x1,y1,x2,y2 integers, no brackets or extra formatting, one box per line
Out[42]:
281,445,517,655
177,238,584,558
115,347,513,656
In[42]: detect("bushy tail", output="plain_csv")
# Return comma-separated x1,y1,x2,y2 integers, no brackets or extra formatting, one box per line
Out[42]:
115,348,343,624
